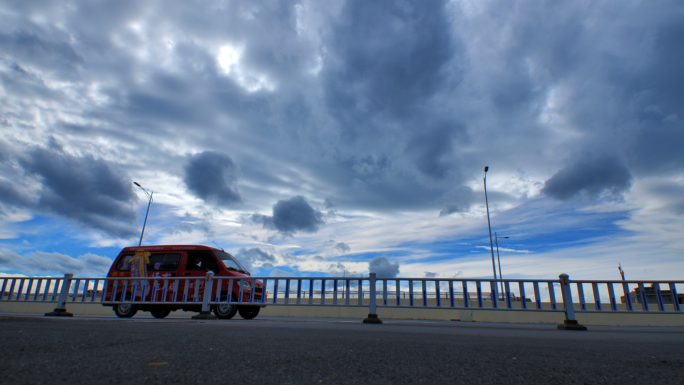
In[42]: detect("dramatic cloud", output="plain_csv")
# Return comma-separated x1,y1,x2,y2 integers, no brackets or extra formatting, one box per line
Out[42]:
254,196,324,235
542,156,633,201
368,256,400,278
0,143,138,238
183,151,241,207
334,242,350,253
234,247,277,272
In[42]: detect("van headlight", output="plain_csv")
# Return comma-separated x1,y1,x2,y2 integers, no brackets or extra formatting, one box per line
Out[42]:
241,280,252,291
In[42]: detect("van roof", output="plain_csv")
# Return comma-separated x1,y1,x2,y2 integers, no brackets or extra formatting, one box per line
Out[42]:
120,245,220,253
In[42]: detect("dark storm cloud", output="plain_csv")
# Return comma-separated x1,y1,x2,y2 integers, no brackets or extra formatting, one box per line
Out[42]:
542,156,633,201
234,247,277,272
0,179,34,208
439,204,469,217
12,144,139,238
407,122,467,180
323,0,456,124
253,196,324,235
0,29,84,78
183,151,242,207
272,196,324,233
334,242,350,253
439,186,474,217
368,256,400,278
1,0,683,242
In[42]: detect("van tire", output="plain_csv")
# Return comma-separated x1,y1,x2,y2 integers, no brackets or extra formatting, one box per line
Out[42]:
214,295,238,319
238,306,260,320
151,309,171,319
114,303,137,318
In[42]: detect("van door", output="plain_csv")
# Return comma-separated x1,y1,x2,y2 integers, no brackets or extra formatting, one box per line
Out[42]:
180,251,221,303
146,253,181,302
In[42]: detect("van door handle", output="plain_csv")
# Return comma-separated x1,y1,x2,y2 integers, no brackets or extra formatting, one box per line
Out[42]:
184,273,191,276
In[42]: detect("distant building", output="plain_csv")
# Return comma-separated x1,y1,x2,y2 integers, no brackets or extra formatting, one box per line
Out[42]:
620,284,684,304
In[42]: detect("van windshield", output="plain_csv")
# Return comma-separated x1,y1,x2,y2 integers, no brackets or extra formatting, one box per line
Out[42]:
214,250,249,275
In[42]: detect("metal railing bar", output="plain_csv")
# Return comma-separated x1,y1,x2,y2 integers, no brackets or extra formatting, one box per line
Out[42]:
320,279,326,305
638,282,649,311
505,281,512,309
577,283,586,310
382,280,387,306
655,283,665,312
334,280,339,305
519,282,527,310
622,282,632,311
490,281,498,309
462,280,469,308
357,279,362,306
476,281,483,308
12,279,21,301
25,279,34,301
607,283,617,311
548,282,557,310
533,282,541,310
670,283,681,312
591,283,601,311
448,281,454,308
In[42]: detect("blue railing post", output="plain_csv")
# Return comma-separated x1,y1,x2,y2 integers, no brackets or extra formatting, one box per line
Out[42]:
363,273,382,324
45,274,74,317
557,274,586,330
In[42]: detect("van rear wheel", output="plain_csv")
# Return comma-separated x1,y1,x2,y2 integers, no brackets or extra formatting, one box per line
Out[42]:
151,309,171,319
238,306,260,320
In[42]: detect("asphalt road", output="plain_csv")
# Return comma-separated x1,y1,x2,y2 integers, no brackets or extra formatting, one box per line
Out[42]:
1,314,683,384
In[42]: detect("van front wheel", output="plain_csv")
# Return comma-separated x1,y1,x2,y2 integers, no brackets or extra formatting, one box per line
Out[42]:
238,306,260,320
114,303,137,318
214,302,238,319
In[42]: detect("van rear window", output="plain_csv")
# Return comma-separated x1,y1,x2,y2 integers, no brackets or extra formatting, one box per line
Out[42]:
116,253,181,271
116,255,133,271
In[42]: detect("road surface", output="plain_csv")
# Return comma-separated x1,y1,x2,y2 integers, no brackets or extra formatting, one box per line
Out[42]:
1,313,683,384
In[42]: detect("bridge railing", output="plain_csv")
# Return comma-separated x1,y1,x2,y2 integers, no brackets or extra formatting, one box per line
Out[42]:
0,273,681,326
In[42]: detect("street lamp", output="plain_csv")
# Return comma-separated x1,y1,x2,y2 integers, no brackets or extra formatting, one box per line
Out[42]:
483,167,498,295
495,232,509,299
134,182,153,246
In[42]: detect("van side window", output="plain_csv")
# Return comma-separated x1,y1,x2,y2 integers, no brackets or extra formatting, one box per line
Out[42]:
147,253,181,271
186,251,220,274
116,255,134,271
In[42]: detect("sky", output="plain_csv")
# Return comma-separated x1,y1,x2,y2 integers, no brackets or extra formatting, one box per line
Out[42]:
1,0,683,281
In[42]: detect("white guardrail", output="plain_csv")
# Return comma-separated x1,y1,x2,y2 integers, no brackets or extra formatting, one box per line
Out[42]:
1,272,682,329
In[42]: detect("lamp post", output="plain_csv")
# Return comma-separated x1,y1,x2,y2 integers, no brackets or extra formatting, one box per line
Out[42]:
495,232,509,299
134,182,153,246
483,167,498,293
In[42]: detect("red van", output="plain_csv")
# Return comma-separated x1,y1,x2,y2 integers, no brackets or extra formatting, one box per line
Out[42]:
103,245,264,319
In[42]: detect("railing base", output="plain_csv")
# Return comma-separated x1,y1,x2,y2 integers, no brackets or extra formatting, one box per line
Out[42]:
45,308,74,317
191,311,217,320
557,319,587,331
362,313,383,324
